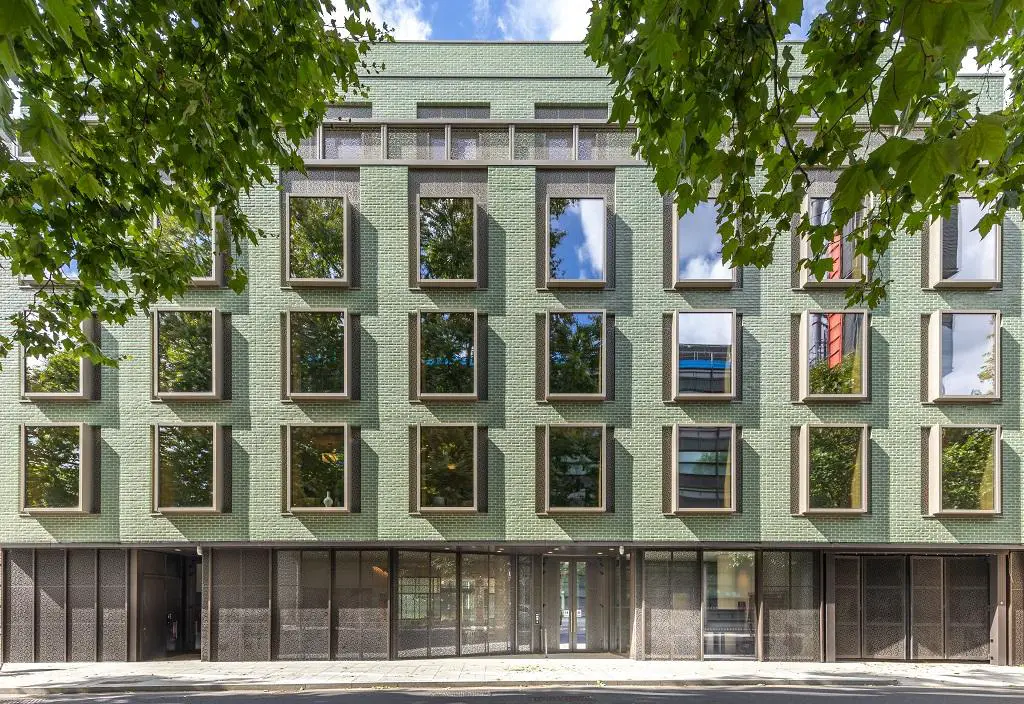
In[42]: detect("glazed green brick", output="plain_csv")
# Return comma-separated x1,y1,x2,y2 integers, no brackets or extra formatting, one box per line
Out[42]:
0,42,1016,547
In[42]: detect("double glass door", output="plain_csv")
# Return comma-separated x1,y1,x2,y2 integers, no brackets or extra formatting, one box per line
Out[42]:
558,560,588,650
542,557,609,653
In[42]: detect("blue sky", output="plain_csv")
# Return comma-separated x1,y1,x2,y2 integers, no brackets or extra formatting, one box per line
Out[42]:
354,0,827,41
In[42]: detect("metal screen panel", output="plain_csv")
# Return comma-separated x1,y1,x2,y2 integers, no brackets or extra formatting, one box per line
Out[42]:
67,550,97,661
459,554,512,655
910,556,943,660
395,551,458,658
273,550,330,660
332,550,389,660
97,550,127,661
5,549,34,662
516,555,536,653
945,556,990,661
35,550,66,662
1012,553,1024,665
762,551,820,661
861,556,907,660
643,551,700,660
833,556,860,659
210,548,270,662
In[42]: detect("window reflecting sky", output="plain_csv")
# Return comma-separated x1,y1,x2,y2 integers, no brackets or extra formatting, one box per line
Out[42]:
950,198,997,280
941,313,996,396
677,201,731,280
549,197,605,280
677,311,734,346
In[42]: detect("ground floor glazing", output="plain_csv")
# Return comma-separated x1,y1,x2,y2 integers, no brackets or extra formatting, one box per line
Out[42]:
1,546,1019,664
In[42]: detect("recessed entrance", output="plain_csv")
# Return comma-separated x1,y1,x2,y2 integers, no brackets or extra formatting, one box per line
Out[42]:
137,550,202,660
542,556,615,653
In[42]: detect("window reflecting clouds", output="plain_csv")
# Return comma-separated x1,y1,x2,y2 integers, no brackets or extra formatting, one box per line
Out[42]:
676,312,734,395
677,201,731,281
940,313,997,397
940,198,997,281
548,197,605,282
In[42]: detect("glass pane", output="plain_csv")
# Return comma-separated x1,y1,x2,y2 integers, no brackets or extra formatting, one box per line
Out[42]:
419,312,475,395
940,313,997,397
575,561,587,649
288,196,346,280
808,197,862,281
419,426,475,509
677,201,731,281
702,551,756,658
24,333,81,395
158,425,215,508
548,197,605,282
548,426,602,509
548,312,603,395
942,198,997,281
941,427,997,511
806,312,864,395
676,312,734,395
156,210,216,279
808,426,864,510
419,197,475,281
289,426,346,509
322,127,380,159
24,426,81,509
157,311,214,394
677,426,732,510
290,311,346,395
559,562,570,650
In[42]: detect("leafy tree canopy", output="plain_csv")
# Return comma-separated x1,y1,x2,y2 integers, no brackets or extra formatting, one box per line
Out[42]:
586,0,1021,306
0,0,388,365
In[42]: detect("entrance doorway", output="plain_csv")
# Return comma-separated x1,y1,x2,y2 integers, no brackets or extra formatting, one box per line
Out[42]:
542,557,612,653
137,550,202,660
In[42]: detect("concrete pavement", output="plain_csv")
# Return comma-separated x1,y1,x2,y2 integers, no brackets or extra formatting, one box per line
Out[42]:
1,657,1024,696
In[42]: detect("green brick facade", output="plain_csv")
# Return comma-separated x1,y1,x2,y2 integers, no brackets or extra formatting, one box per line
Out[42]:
0,42,1018,664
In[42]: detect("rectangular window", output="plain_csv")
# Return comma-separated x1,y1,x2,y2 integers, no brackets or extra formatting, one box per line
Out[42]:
674,425,736,512
675,201,735,286
546,425,605,512
799,311,868,401
322,127,381,160
799,424,868,514
418,311,477,399
801,196,867,286
547,197,606,286
155,208,220,285
154,424,223,512
285,195,348,285
153,309,220,399
287,425,348,512
287,310,348,399
417,196,477,285
928,426,1000,515
21,424,93,513
674,310,736,399
546,311,605,400
21,317,94,400
417,425,478,512
929,197,1000,287
929,311,999,402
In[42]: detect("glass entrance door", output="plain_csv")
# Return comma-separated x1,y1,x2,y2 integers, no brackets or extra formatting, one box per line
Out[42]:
557,560,589,650
702,551,756,658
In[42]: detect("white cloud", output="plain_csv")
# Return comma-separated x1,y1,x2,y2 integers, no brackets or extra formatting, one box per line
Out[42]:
497,0,591,40
329,0,432,40
574,198,606,277
678,312,734,346
472,0,492,31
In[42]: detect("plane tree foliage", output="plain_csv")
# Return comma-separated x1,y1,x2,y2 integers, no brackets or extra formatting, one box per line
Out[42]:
0,0,388,365
586,0,1023,306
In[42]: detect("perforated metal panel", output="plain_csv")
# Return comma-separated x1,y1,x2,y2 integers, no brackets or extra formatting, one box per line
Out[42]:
833,556,860,659
395,551,458,658
67,550,97,662
910,557,943,660
35,550,66,662
332,550,389,660
273,550,330,660
862,556,907,660
1011,553,1024,665
459,554,511,655
5,549,34,662
516,555,537,653
945,556,990,661
210,548,270,662
97,550,127,661
643,551,700,660
762,552,820,661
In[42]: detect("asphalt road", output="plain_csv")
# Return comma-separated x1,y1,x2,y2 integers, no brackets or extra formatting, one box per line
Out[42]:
3,687,1024,704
